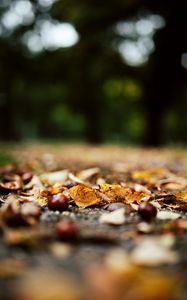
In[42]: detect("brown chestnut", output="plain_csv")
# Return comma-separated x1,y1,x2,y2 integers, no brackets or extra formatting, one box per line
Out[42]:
138,202,157,222
47,193,69,212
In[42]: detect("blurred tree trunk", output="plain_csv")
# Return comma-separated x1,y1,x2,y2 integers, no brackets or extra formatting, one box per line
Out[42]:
0,79,18,141
143,0,187,146
69,38,103,144
84,96,102,144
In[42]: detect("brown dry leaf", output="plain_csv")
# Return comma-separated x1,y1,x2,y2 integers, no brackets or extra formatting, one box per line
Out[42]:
1,194,20,215
99,184,149,204
69,184,101,208
99,184,127,202
27,192,45,208
157,191,187,210
23,175,47,206
169,190,187,210
125,190,150,204
160,182,186,190
41,185,64,197
0,181,21,191
160,201,187,211
174,190,187,201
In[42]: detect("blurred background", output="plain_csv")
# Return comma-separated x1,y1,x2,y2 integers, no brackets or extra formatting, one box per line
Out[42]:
0,0,187,146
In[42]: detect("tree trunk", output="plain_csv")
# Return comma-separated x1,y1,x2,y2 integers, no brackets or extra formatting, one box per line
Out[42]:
142,1,187,146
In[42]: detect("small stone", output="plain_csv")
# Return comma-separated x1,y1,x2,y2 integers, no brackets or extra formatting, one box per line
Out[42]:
99,208,126,225
137,222,153,233
157,211,180,220
130,238,179,266
106,202,126,211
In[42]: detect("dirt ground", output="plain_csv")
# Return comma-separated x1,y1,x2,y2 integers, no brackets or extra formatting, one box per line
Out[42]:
0,144,187,300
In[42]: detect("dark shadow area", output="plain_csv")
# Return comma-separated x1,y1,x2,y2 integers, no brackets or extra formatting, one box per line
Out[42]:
0,0,187,145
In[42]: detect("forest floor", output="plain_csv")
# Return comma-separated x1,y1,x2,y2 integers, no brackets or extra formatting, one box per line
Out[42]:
0,143,187,300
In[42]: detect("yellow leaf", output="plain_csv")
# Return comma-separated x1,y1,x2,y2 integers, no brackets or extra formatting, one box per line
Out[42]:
69,185,101,208
174,190,187,201
132,168,167,181
99,184,149,204
161,182,186,190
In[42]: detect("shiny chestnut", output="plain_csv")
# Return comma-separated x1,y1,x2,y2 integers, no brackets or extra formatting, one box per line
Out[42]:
138,202,157,222
47,193,69,212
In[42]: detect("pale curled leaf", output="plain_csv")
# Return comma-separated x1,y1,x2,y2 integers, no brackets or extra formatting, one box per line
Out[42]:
40,170,69,185
160,182,186,190
0,181,21,190
24,175,44,190
23,175,46,206
69,184,101,208
68,173,84,184
134,183,151,194
1,194,20,215
77,167,100,181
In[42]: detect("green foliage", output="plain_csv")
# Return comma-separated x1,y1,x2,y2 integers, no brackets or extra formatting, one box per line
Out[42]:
0,151,12,167
51,104,85,138
0,0,186,145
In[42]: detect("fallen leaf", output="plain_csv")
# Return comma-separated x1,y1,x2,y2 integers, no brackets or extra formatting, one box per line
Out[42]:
99,184,149,204
160,182,186,190
174,190,187,201
40,170,69,185
132,168,167,181
68,173,85,184
0,181,21,190
134,183,151,194
69,184,101,208
77,167,100,181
